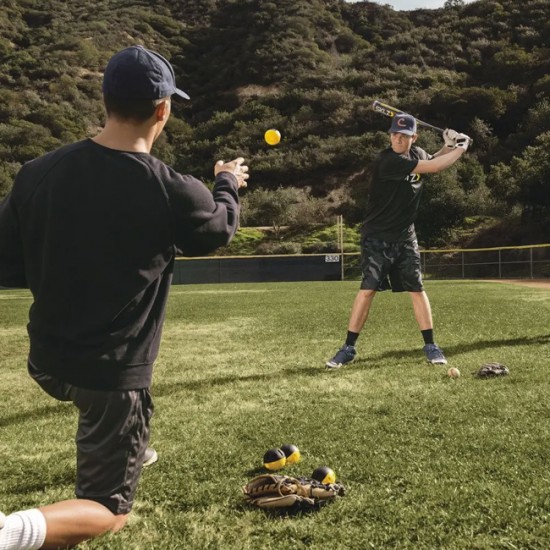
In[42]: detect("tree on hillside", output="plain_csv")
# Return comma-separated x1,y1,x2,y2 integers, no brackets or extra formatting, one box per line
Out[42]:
513,132,550,222
241,186,330,237
1,0,550,245
415,168,469,247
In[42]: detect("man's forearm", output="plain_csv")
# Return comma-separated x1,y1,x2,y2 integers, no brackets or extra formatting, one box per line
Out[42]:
414,147,465,174
432,145,456,158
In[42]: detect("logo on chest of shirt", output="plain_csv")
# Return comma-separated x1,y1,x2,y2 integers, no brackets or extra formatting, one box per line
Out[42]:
405,173,420,189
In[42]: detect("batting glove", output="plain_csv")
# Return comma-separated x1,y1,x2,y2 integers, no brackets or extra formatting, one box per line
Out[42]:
443,128,458,148
455,134,471,151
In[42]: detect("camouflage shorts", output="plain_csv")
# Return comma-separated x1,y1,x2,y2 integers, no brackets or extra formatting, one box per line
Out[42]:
360,236,423,292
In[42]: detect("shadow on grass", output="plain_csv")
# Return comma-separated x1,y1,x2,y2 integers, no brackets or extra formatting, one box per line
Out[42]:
5,334,547,414
0,403,73,428
154,333,549,394
153,366,321,397
4,466,75,495
236,499,327,517
245,466,269,476
366,333,550,363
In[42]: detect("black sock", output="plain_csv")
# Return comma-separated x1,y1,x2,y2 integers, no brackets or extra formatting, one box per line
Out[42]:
421,329,434,345
346,331,359,347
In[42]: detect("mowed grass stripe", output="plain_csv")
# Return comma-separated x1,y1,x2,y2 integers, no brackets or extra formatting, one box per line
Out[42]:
0,281,549,549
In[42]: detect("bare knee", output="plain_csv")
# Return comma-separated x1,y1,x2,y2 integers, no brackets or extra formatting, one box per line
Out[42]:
92,508,129,533
409,290,427,302
359,288,376,296
357,289,376,302
111,513,129,533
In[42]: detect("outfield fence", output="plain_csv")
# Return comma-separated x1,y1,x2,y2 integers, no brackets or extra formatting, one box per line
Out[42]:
172,253,341,284
420,244,550,280
1,244,547,290
342,243,550,281
174,244,550,284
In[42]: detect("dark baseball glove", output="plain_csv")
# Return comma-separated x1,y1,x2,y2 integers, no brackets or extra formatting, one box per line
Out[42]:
242,474,345,513
476,362,510,377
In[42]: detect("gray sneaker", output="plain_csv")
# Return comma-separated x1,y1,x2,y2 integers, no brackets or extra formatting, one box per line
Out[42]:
326,345,356,369
143,447,158,467
423,343,447,365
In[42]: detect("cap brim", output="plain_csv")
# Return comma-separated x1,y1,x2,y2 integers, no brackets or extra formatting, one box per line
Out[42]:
173,88,190,100
389,129,415,136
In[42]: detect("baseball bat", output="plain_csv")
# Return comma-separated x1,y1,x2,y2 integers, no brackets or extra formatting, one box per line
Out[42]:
372,100,444,134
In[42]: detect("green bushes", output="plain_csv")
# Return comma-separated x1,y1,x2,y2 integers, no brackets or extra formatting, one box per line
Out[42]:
0,0,548,245
218,219,361,257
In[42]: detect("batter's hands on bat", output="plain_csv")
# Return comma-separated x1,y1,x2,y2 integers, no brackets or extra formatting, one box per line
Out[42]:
443,128,458,148
455,133,471,151
456,132,472,142
215,157,249,188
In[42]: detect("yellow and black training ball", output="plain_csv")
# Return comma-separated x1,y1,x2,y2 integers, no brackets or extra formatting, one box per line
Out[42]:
281,444,301,465
263,448,286,471
312,466,336,484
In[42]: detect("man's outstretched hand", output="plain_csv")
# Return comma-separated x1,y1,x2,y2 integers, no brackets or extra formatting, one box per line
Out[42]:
215,157,249,188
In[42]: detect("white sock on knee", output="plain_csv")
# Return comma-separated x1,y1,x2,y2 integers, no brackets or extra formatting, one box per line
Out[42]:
0,509,47,550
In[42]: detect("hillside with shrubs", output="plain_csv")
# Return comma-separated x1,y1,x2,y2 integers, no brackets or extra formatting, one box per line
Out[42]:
0,0,549,253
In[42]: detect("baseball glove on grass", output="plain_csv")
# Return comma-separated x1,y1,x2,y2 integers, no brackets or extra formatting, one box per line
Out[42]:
242,474,345,513
476,362,510,377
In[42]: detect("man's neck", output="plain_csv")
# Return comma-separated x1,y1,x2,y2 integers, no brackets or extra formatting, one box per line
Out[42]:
92,120,156,153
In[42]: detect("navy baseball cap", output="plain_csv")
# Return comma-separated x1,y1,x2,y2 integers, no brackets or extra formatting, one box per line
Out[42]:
103,45,190,100
389,113,417,136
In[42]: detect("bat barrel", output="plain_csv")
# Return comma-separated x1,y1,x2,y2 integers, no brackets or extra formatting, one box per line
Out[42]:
416,120,444,133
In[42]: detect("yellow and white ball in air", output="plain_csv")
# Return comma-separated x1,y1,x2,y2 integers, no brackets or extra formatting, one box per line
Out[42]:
263,448,286,471
264,128,281,146
312,466,336,484
281,444,301,465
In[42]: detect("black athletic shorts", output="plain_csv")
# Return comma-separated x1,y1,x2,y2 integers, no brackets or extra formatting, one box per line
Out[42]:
360,236,423,293
28,361,153,515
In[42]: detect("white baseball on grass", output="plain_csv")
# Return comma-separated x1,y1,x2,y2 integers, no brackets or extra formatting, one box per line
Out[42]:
447,367,460,378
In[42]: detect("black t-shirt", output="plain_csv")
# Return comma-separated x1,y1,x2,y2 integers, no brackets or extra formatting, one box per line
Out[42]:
362,145,431,242
0,139,240,390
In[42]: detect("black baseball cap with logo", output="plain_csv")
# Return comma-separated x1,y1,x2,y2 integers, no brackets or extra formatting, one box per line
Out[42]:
389,113,417,136
102,45,190,100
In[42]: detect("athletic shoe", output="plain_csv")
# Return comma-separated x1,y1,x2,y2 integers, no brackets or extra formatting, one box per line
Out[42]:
0,511,5,529
326,345,356,369
423,343,447,365
143,447,158,467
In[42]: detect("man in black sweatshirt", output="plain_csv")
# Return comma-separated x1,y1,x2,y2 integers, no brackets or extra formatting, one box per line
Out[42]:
0,45,248,550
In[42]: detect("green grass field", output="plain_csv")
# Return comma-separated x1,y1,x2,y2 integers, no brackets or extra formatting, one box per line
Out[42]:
1,281,549,549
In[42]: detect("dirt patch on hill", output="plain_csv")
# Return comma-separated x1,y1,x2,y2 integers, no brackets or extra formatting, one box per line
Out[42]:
486,279,550,290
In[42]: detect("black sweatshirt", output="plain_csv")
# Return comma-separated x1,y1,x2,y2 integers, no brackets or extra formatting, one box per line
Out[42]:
0,139,240,390
363,146,431,242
